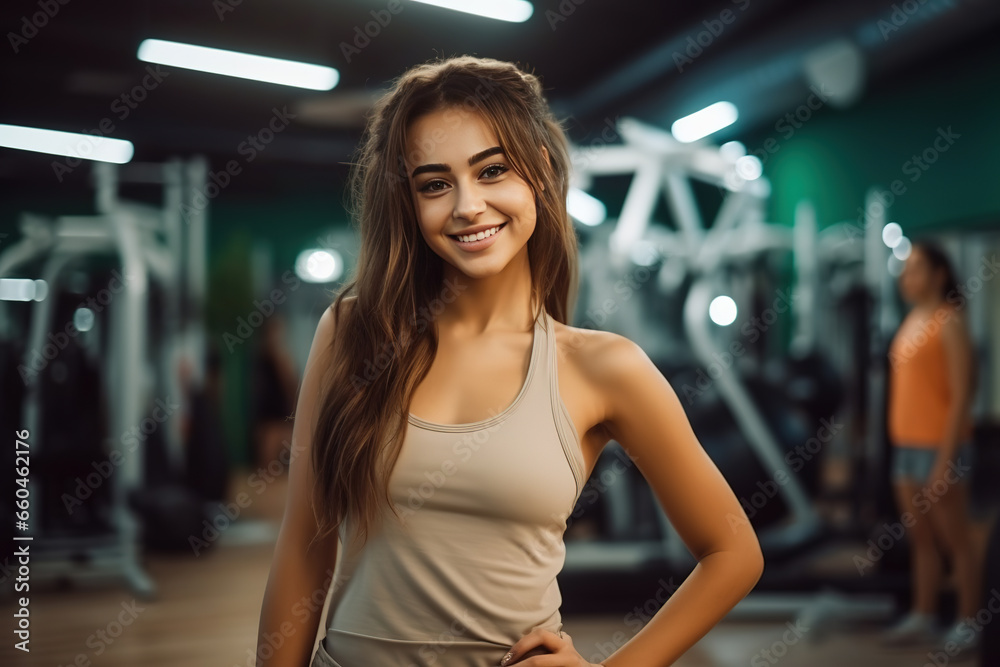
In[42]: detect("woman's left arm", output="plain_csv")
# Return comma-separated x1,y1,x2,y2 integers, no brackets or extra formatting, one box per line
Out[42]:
591,334,764,666
937,310,974,465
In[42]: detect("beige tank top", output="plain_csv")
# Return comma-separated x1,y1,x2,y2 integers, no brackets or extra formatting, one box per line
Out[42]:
316,307,587,667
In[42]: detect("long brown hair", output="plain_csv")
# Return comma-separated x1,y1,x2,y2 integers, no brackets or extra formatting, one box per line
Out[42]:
308,55,580,550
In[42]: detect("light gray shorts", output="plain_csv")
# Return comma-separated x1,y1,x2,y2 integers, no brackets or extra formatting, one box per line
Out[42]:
891,442,974,484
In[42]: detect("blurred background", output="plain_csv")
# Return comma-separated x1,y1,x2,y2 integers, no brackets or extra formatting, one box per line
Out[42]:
1,0,1000,665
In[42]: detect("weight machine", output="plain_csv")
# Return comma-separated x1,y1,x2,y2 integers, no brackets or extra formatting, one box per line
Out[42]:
561,117,899,631
0,157,209,598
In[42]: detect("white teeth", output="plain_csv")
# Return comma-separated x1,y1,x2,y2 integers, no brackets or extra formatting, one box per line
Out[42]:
456,223,503,243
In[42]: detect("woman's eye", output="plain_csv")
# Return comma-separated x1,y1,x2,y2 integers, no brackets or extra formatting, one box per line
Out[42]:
482,164,508,179
419,180,447,193
417,165,507,193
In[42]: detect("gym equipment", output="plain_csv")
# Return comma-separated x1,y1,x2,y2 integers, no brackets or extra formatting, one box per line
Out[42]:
0,157,212,597
558,117,900,627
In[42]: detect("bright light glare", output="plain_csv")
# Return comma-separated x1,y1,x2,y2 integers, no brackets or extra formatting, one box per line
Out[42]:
735,155,762,180
720,140,746,162
409,0,534,22
0,278,48,301
671,102,738,143
137,39,339,90
882,222,903,248
892,236,912,260
567,187,607,226
0,124,133,163
709,295,738,326
295,249,343,283
74,307,95,332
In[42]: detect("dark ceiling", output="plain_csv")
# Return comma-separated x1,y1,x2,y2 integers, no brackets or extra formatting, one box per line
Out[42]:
1,0,998,201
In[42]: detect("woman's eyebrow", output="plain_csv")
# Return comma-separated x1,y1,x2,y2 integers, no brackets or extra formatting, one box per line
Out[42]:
410,146,504,178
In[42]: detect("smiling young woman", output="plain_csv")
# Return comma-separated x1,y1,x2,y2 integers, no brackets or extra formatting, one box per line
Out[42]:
255,54,763,667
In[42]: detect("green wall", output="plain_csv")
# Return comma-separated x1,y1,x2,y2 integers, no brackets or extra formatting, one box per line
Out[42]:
740,38,1000,233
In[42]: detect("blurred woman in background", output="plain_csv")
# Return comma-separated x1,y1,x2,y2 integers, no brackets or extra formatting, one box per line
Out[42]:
251,314,298,471
883,240,982,656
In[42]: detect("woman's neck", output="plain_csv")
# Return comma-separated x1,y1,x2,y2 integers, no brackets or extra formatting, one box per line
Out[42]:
911,294,945,314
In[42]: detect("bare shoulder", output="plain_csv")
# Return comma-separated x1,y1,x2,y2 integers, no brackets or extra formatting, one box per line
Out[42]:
550,319,654,423
553,319,649,378
319,294,357,338
305,295,358,385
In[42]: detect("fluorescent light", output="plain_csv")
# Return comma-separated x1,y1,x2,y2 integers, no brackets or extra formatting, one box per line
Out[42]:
0,279,47,302
709,295,738,326
567,187,607,226
0,124,133,163
137,39,339,90
671,102,738,143
409,0,533,22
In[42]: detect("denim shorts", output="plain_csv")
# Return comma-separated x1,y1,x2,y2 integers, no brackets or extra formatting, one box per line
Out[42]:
891,442,975,484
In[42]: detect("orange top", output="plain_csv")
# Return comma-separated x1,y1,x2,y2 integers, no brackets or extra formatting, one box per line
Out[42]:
887,304,974,448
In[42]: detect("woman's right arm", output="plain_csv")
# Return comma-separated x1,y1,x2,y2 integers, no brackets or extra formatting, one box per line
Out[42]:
256,303,345,667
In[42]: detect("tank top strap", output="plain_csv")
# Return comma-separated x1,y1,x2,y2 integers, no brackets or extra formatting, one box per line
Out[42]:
540,309,587,499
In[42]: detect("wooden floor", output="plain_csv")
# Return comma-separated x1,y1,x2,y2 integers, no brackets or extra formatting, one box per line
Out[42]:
3,466,993,667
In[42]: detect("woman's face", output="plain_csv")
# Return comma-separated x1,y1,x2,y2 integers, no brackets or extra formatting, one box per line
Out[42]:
404,106,542,280
898,247,942,304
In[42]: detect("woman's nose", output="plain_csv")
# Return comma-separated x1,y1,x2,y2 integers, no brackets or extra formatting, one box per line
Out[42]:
453,184,487,220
